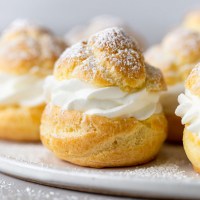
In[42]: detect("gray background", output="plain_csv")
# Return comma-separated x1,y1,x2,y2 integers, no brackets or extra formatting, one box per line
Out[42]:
0,0,200,46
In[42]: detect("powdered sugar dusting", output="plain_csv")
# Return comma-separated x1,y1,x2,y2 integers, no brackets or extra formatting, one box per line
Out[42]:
60,42,88,60
163,28,200,58
0,141,200,199
89,27,136,51
2,19,40,34
57,27,146,88
0,141,199,183
0,36,39,60
145,64,166,91
88,27,143,79
145,27,200,84
146,28,200,68
0,174,118,200
0,19,65,62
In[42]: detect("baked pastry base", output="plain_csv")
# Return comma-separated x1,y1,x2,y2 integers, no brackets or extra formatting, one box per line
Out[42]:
0,104,44,142
183,128,200,173
41,105,167,168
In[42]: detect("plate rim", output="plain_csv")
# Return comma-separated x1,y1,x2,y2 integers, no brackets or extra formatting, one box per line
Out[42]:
0,156,200,199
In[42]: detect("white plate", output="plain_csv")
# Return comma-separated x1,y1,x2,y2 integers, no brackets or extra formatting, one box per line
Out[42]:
0,141,199,199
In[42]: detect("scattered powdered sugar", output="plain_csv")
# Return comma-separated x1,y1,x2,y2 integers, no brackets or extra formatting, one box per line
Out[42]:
58,27,145,85
0,174,119,200
89,27,136,51
89,28,141,73
0,141,200,198
0,19,65,62
81,56,102,74
0,141,199,182
145,64,166,91
0,36,39,60
2,19,39,35
60,42,88,61
110,49,139,66
145,27,200,82
162,27,200,58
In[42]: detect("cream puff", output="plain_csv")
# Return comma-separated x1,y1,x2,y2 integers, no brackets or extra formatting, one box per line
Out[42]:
176,64,200,172
145,27,200,142
183,10,200,32
65,15,145,50
41,27,167,168
0,19,66,141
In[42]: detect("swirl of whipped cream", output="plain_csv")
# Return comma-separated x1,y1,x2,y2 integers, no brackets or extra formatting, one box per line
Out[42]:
160,83,184,114
0,73,45,106
44,76,162,120
176,90,200,135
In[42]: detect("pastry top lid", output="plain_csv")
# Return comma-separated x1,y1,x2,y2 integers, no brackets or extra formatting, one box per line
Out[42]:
145,27,200,85
183,10,200,32
55,27,166,93
185,63,200,97
0,19,66,77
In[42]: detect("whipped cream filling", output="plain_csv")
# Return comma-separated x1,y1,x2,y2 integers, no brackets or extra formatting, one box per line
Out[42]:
0,73,45,106
176,89,200,136
44,76,162,120
160,83,184,114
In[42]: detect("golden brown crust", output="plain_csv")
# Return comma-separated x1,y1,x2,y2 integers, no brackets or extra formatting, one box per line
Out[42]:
183,128,200,173
145,46,180,85
0,104,44,141
41,27,167,167
185,64,200,97
165,113,184,142
145,64,167,91
55,27,166,93
145,28,200,85
0,20,66,142
40,104,167,168
0,20,66,77
144,28,200,143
